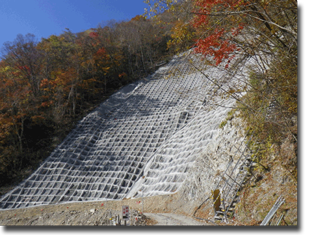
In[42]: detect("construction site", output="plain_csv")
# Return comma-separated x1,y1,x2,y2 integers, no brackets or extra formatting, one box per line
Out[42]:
0,52,297,226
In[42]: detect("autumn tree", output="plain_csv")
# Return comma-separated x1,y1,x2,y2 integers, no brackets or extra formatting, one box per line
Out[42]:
145,0,297,174
0,35,45,168
191,0,297,169
0,55,41,185
1,34,44,97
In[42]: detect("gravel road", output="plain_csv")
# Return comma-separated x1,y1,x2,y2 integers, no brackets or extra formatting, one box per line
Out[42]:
144,213,206,226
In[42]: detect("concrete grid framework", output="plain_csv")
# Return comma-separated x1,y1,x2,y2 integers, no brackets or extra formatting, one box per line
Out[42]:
0,52,245,210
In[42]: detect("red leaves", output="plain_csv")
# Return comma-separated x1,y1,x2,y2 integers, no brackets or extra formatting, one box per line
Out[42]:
39,78,49,88
194,28,237,66
96,47,107,56
192,0,246,68
89,32,99,38
231,23,244,37
40,101,53,108
17,65,30,72
118,72,127,78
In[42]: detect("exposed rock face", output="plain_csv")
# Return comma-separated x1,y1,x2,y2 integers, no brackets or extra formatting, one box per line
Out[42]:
180,116,246,199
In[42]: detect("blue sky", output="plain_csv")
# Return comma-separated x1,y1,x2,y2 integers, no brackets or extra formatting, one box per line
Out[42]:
0,0,147,48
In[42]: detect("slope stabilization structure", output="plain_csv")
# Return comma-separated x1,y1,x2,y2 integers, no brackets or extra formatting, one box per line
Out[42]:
0,52,248,210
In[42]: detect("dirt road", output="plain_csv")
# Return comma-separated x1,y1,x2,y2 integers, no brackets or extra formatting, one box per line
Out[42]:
144,213,206,226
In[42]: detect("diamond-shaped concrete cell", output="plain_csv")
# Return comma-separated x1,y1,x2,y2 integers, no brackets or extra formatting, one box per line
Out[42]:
0,52,241,210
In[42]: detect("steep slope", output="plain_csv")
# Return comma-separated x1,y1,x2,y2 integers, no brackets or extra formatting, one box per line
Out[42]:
0,51,249,211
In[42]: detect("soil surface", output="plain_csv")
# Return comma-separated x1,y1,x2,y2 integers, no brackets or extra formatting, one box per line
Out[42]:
0,194,199,226
144,213,205,226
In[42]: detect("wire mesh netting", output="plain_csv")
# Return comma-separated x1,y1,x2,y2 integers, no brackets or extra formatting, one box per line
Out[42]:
0,52,247,210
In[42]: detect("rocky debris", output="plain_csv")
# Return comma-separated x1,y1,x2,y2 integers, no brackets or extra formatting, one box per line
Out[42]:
133,213,148,226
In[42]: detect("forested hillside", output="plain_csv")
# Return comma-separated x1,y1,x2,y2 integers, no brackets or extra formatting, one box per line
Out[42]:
0,0,297,197
0,14,177,189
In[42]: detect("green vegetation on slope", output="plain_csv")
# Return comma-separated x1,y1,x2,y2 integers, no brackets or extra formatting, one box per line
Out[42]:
147,0,297,178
